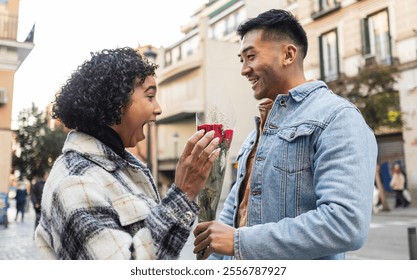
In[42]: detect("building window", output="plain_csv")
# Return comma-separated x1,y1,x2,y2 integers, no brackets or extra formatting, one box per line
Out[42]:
164,51,172,67
319,29,339,81
224,16,231,35
210,21,224,40
361,9,392,65
234,10,243,30
312,0,341,20
319,0,338,11
184,35,199,56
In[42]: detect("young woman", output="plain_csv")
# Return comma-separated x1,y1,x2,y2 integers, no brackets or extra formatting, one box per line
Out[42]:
35,47,220,260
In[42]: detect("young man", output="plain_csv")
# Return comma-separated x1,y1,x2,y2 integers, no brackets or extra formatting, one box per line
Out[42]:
193,9,378,260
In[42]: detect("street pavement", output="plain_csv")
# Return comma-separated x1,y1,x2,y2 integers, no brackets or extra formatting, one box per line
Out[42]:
0,200,41,260
0,197,416,260
179,198,417,260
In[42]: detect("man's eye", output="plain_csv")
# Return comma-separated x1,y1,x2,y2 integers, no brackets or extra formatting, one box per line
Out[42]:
247,54,254,59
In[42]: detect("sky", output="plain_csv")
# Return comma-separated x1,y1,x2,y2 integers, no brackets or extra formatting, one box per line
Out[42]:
12,0,208,126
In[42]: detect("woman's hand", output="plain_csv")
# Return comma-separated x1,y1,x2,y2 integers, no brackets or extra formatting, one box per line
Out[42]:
174,130,220,201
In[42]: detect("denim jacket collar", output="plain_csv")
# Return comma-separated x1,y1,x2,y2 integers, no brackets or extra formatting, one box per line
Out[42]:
288,80,328,103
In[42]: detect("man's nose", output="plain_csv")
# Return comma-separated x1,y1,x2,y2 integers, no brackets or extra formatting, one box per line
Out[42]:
240,63,251,77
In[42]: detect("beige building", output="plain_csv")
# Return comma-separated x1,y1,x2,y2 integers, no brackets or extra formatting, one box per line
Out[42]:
153,0,417,203
0,0,34,193
283,0,417,201
153,0,280,198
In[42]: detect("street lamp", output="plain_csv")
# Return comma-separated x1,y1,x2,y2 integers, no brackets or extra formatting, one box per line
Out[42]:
143,47,157,173
173,132,179,159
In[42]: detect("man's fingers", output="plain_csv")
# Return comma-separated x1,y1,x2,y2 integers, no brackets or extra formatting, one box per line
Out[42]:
193,222,209,238
193,222,212,254
202,247,213,260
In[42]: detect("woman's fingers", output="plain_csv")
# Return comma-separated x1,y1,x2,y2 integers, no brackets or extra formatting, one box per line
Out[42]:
179,130,205,162
174,130,221,200
189,130,216,159
196,138,220,165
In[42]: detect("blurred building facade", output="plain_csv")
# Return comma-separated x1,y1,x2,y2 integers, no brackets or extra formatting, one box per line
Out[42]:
0,0,34,193
152,0,280,198
152,0,417,202
284,0,417,201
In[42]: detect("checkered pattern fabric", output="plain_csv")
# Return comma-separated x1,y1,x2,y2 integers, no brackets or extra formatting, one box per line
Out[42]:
35,131,198,259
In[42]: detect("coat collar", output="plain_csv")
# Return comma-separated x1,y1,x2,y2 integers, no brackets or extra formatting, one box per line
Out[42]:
62,130,147,172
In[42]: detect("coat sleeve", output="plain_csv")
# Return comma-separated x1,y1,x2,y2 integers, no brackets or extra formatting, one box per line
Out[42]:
35,177,198,260
144,184,199,259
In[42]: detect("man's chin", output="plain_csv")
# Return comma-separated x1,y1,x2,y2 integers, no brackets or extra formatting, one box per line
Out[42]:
253,92,263,100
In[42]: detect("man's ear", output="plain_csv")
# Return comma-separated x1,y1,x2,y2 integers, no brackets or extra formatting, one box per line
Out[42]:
283,44,298,66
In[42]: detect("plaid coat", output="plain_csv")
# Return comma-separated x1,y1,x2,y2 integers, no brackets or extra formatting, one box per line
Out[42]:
35,131,198,259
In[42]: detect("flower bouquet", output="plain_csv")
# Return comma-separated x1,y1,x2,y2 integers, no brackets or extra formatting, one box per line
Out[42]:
196,110,234,259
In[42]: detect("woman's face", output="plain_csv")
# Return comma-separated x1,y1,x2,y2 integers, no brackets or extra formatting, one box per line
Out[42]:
112,76,161,148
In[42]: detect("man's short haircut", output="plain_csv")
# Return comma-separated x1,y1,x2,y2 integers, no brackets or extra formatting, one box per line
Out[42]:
237,9,308,58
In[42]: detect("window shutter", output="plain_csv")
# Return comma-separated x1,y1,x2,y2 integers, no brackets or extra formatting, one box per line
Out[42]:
360,18,370,55
319,35,325,80
0,88,8,105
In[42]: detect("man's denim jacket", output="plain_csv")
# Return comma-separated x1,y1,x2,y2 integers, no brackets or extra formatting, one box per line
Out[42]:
210,80,378,260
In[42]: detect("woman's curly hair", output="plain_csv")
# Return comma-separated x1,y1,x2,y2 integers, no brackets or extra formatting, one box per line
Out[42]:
51,47,158,135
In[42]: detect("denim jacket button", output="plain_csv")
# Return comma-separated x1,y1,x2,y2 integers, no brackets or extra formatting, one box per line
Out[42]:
252,190,261,196
268,123,278,129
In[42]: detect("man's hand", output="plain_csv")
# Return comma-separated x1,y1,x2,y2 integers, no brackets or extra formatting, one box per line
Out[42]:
193,221,235,259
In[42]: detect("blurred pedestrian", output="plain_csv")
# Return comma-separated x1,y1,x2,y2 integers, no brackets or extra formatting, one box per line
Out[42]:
390,163,409,208
375,164,390,212
31,171,48,231
15,182,27,222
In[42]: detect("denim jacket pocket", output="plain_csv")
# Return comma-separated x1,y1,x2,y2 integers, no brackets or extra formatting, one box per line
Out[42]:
235,140,254,175
273,123,315,173
112,193,151,226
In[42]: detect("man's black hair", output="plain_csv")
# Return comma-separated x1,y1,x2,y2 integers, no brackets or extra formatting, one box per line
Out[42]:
237,9,308,58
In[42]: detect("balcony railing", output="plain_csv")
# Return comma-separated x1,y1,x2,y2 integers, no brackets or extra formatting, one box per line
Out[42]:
0,13,18,40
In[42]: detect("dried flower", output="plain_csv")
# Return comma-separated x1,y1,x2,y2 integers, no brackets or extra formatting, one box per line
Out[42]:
196,123,233,259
